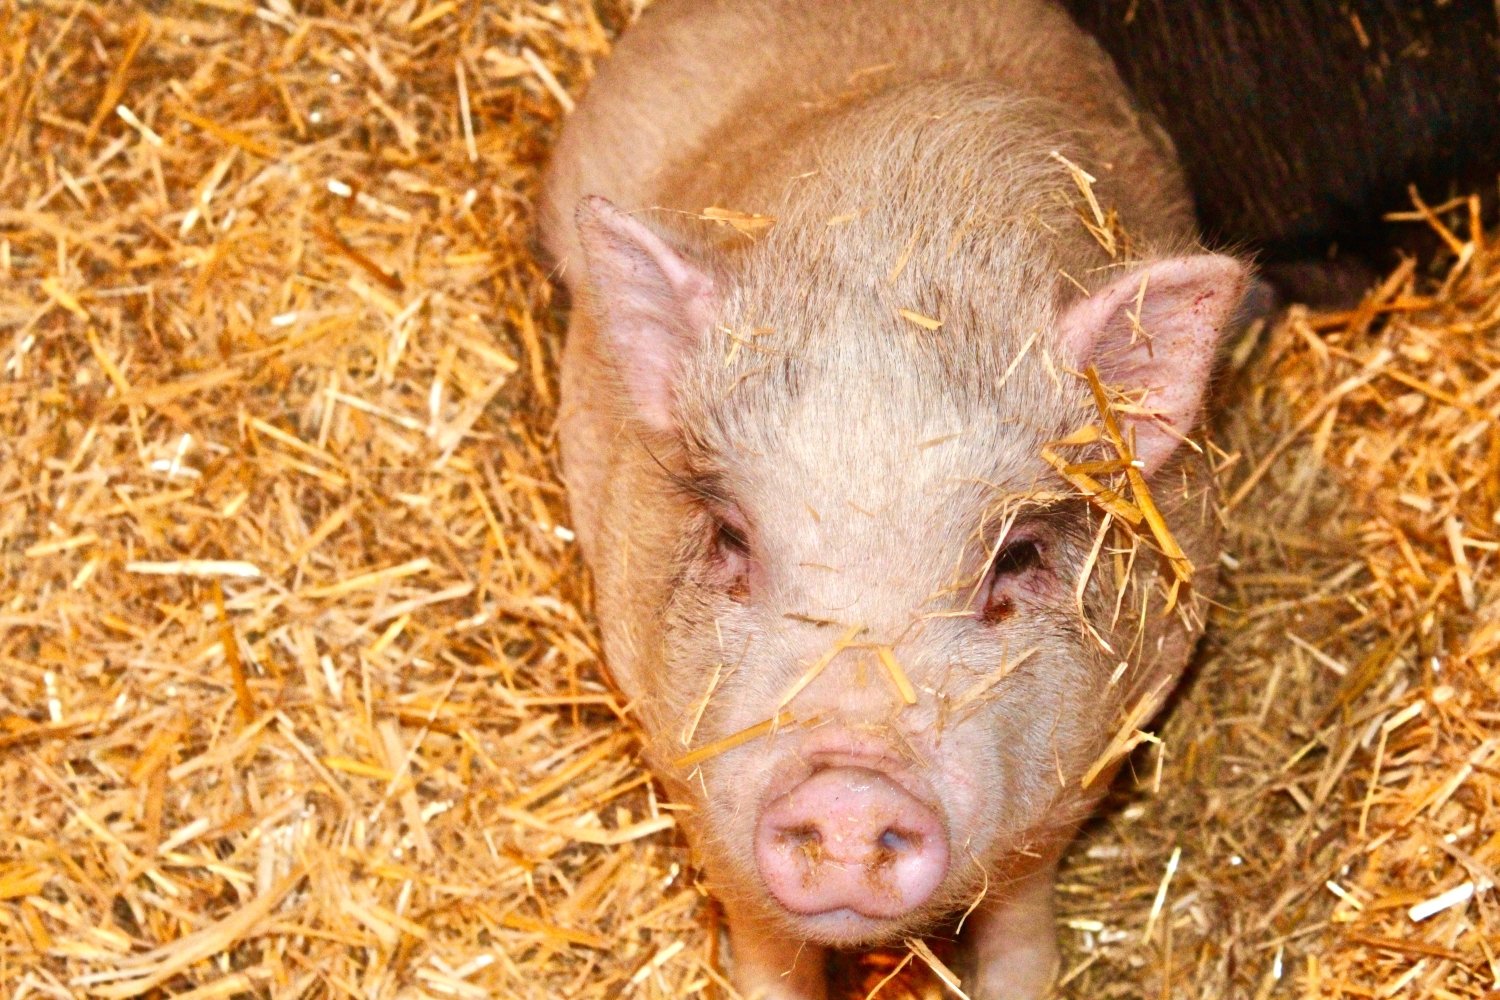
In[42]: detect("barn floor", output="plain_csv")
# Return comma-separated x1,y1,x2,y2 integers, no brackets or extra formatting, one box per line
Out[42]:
0,2,1495,998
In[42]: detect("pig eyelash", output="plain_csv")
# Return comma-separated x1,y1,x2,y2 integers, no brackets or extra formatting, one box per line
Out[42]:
670,472,749,554
672,467,752,574
675,467,733,507
670,464,752,590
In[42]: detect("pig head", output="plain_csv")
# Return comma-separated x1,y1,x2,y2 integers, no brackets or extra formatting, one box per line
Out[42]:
543,6,1251,998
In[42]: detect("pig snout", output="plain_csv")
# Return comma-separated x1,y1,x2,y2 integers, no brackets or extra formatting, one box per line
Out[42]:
755,766,949,920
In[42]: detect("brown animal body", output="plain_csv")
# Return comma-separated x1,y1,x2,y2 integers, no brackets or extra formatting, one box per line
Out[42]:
1060,0,1500,297
540,2,1249,997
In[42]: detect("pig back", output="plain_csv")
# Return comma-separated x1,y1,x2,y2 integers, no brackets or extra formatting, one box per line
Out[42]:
540,0,1184,279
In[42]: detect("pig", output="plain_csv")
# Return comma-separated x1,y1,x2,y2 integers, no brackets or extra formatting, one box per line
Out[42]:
539,1,1249,997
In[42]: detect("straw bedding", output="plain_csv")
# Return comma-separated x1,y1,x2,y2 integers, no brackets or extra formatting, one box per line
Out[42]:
0,2,1494,997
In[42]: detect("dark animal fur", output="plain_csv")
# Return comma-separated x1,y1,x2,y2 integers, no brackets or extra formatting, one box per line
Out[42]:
1060,0,1500,292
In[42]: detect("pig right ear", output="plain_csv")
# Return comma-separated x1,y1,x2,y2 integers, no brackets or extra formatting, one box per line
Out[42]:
576,196,717,434
1058,255,1251,474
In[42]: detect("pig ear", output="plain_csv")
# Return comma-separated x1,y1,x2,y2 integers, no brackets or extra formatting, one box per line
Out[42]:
1059,255,1250,474
576,196,716,434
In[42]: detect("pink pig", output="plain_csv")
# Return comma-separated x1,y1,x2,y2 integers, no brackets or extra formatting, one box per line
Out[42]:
541,1,1250,997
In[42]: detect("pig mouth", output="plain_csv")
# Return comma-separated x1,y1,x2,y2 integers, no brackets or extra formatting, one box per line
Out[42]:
775,905,930,948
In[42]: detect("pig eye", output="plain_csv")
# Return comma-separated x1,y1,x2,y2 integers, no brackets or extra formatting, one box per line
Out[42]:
713,517,750,560
980,537,1043,624
707,510,751,599
989,538,1042,579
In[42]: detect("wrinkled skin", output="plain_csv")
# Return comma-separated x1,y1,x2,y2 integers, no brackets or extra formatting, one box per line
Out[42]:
540,2,1248,997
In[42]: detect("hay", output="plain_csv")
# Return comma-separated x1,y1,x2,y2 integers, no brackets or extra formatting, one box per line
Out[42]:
1053,201,1500,1000
0,2,1495,998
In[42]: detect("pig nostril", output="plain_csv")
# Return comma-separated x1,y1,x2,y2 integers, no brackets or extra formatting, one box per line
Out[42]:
878,827,916,853
778,823,823,853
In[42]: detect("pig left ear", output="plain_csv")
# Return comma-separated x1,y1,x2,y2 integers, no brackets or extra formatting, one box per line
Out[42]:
1058,255,1251,474
576,196,717,435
